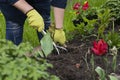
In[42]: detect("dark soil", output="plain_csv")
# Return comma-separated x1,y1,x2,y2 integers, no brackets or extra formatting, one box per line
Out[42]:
47,25,120,80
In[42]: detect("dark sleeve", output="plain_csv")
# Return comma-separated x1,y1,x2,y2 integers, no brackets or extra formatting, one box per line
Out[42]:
51,0,67,9
0,0,18,5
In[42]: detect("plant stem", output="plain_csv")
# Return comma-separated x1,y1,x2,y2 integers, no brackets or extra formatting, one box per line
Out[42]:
90,54,95,80
82,52,90,70
103,55,108,74
112,20,114,33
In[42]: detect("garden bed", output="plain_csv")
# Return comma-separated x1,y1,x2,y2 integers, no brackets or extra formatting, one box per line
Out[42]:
47,25,120,80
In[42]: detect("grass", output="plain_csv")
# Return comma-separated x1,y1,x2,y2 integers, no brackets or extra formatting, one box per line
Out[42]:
0,0,107,46
23,20,39,46
0,13,5,39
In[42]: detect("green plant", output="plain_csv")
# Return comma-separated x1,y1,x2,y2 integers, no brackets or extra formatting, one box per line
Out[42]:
95,66,118,80
106,32,120,49
72,7,98,37
0,39,60,80
75,16,97,36
90,39,109,79
102,0,120,20
97,9,111,39
0,13,5,39
110,46,118,72
90,54,95,80
95,66,106,80
109,75,118,80
105,20,120,49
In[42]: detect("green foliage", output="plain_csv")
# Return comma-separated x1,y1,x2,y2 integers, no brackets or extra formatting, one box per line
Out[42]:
63,0,108,41
110,46,118,72
72,7,111,39
112,54,117,72
104,20,120,49
0,12,5,39
23,20,39,47
109,75,118,80
95,66,106,80
90,54,95,80
97,9,111,39
105,31,120,49
0,39,60,80
83,17,97,35
72,7,98,37
95,66,118,80
102,0,120,20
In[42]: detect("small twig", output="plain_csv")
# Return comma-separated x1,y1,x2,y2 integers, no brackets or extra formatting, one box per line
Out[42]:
82,48,90,70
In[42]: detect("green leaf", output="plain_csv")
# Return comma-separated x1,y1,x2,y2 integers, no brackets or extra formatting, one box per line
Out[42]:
109,75,118,80
95,66,106,80
50,75,60,80
0,39,59,80
40,32,53,57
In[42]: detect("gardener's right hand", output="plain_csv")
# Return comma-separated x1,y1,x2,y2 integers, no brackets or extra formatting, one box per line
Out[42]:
26,9,44,32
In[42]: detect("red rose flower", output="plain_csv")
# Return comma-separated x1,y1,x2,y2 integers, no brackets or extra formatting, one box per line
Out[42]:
82,1,89,10
91,39,108,56
73,2,81,10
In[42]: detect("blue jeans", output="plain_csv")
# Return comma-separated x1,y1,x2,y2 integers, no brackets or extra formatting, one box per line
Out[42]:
0,1,50,45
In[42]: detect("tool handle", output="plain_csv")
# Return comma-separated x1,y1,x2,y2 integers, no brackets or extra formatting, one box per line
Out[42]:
42,30,46,35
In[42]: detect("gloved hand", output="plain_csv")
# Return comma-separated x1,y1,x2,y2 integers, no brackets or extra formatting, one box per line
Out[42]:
26,9,44,32
48,23,66,45
53,29,66,45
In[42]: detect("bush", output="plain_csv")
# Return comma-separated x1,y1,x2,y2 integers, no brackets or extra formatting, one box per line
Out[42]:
102,0,120,20
0,39,60,80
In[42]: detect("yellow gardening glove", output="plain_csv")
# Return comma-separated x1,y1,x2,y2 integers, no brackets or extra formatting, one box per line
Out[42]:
48,23,55,36
53,29,66,45
48,23,66,45
26,9,44,32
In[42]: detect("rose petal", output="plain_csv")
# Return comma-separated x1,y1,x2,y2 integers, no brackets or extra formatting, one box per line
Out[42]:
93,41,98,49
82,1,89,10
91,48,100,55
73,2,81,10
92,39,108,56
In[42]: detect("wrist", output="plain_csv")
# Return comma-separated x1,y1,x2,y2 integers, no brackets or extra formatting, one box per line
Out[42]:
55,28,64,32
55,28,63,30
26,8,34,15
24,8,34,14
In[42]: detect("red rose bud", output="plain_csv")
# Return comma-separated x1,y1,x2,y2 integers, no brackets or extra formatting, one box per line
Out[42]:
82,1,89,10
91,39,108,56
73,2,81,10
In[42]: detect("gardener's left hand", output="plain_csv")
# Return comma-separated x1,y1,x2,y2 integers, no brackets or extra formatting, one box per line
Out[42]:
48,24,66,45
53,29,66,45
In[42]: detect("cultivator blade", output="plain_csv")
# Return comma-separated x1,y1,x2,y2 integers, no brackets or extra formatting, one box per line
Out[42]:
42,30,67,54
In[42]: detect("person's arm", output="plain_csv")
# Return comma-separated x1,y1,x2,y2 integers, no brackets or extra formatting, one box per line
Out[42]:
12,0,44,32
50,0,67,45
0,0,33,14
53,7,65,29
53,8,66,45
13,0,33,14
51,0,67,29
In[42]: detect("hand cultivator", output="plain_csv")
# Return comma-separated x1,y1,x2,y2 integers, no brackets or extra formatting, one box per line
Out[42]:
42,30,67,54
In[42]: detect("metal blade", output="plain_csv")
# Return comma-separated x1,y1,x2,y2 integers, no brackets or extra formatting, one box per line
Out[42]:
42,30,60,54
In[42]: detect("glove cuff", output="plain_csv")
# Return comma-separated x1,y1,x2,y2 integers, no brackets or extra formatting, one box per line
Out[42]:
26,8,34,15
55,28,63,30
